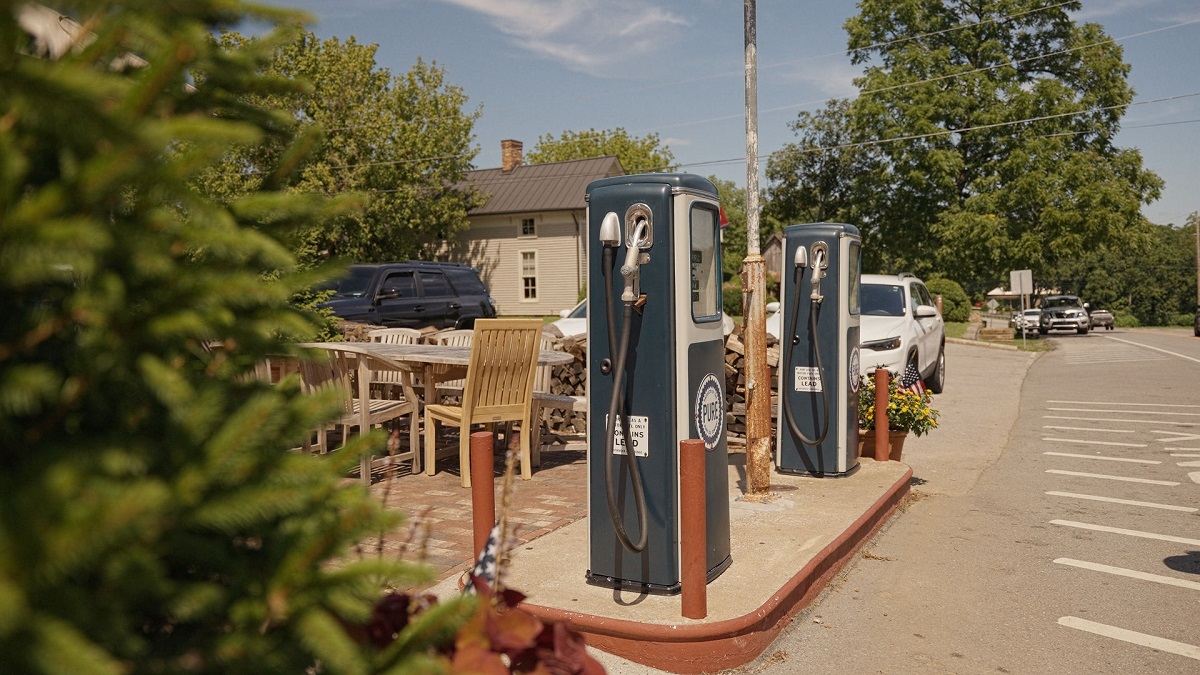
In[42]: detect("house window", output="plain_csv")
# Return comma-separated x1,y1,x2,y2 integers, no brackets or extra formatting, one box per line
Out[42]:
520,217,536,237
521,251,537,300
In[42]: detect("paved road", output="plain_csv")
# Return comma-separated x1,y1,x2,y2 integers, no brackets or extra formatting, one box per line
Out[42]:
727,329,1200,674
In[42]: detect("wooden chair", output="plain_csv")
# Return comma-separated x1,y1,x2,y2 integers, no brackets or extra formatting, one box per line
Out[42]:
368,327,423,397
529,332,585,465
427,328,474,401
423,319,541,488
299,345,419,482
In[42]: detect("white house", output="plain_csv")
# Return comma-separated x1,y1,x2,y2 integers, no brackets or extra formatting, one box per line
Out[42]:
448,140,624,316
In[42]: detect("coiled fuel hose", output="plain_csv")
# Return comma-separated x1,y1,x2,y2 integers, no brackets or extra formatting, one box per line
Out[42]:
601,243,648,553
783,264,830,447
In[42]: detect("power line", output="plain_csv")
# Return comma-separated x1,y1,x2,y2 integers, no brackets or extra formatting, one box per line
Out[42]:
675,91,1200,171
653,16,1200,134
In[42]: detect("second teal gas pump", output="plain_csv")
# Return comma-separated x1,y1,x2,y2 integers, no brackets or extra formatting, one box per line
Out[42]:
776,223,862,476
586,173,732,594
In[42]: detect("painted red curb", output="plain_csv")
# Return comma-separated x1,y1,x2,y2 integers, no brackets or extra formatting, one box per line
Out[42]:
521,465,913,673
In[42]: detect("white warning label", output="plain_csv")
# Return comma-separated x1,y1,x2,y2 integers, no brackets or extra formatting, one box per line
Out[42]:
607,414,649,457
793,366,822,392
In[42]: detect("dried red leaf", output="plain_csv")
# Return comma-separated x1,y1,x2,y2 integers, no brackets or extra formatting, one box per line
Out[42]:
450,643,510,675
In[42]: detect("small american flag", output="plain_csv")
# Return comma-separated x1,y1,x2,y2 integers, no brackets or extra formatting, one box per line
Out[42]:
901,361,926,396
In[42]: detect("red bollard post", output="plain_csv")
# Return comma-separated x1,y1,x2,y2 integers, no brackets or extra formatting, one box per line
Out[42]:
470,431,496,559
680,438,707,619
874,368,890,462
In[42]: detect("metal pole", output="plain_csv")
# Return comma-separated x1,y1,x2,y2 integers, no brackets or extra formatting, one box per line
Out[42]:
469,431,496,559
873,369,889,462
679,439,707,619
742,0,771,493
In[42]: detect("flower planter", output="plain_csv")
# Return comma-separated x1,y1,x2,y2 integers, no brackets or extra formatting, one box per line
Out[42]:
858,429,909,461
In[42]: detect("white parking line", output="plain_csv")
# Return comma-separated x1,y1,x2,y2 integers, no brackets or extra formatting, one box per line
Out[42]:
1043,452,1159,464
1050,520,1200,546
1102,335,1200,366
1054,558,1200,591
1048,408,1200,417
1178,461,1200,468
1045,469,1179,485
1171,453,1200,457
1045,491,1197,512
1058,616,1200,660
1042,425,1135,433
1048,400,1200,408
1041,413,1200,422
1041,437,1147,447
1044,415,1199,427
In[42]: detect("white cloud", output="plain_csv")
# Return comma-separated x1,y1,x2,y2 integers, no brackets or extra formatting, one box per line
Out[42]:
435,0,691,75
776,59,859,100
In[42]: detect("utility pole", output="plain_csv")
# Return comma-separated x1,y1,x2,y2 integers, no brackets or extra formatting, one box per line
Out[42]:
742,0,771,493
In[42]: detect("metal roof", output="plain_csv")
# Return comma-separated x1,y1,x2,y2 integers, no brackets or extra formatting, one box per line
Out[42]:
462,155,624,216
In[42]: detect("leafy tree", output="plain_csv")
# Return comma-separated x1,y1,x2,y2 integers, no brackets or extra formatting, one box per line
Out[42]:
709,176,747,280
527,127,676,174
196,32,483,265
0,2,472,672
769,0,1163,295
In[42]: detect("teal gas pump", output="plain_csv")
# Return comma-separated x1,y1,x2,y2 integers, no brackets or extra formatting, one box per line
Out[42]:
585,173,732,594
776,223,862,476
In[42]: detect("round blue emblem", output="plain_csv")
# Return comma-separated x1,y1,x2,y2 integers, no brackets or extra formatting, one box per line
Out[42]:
695,373,724,450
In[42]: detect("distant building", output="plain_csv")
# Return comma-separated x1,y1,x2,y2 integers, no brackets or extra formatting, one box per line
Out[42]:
448,140,624,316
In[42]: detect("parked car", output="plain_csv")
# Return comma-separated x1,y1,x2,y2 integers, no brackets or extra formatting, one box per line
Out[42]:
553,299,734,339
1015,309,1042,337
548,300,586,338
1089,308,1115,330
321,261,496,329
1009,311,1022,329
859,273,946,393
1038,294,1090,335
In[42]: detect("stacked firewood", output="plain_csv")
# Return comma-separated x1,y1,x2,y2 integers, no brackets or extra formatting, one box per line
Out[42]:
721,330,780,448
541,334,587,437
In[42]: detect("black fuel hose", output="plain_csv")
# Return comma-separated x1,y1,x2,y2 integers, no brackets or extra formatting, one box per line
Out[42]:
783,266,830,447
601,244,648,553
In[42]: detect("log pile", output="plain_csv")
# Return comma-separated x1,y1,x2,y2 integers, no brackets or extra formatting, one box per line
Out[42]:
721,330,781,448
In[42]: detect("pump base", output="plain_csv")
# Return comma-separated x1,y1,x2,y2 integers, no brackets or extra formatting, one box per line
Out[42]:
776,462,861,479
585,554,732,596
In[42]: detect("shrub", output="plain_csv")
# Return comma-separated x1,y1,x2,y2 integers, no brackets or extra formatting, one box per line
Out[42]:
1114,311,1141,328
1169,313,1195,327
723,277,744,317
924,277,972,322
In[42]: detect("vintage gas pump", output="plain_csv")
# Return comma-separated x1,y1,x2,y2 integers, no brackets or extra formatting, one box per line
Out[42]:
776,222,862,476
585,173,732,594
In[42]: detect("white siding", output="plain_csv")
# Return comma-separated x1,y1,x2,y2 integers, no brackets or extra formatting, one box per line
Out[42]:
449,211,585,316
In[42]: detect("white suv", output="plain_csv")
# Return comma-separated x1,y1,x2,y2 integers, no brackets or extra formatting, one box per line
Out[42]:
859,273,946,393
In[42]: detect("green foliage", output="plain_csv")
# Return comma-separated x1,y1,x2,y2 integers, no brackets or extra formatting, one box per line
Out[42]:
1,2,459,672
722,277,744,317
196,32,483,266
769,0,1162,292
1044,217,1197,325
527,127,676,174
1113,311,1140,328
709,176,748,279
924,277,971,322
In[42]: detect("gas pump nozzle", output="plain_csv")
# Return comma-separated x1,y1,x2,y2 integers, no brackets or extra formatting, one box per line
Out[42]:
620,218,649,304
809,245,828,303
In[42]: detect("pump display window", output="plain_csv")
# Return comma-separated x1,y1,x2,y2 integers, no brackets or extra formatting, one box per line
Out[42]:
689,205,720,321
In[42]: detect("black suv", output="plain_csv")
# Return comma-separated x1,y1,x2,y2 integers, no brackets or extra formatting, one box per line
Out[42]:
322,262,497,329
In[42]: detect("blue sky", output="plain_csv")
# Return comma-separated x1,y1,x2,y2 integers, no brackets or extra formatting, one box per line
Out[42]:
262,0,1200,226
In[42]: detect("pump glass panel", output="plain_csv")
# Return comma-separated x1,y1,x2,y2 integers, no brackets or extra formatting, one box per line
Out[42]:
689,205,719,321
